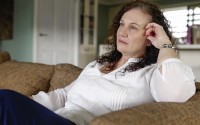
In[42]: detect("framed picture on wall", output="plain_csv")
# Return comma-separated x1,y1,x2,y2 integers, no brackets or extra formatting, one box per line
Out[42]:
0,0,14,40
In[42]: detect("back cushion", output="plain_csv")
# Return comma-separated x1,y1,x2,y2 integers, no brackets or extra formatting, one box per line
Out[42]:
0,61,54,96
0,51,11,64
49,63,82,91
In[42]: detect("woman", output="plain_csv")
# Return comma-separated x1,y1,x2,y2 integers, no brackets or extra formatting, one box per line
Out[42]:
0,0,195,125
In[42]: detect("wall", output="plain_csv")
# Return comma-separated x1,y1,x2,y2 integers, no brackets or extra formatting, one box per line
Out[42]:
179,49,200,81
108,5,121,26
97,4,121,55
1,0,34,62
97,5,109,55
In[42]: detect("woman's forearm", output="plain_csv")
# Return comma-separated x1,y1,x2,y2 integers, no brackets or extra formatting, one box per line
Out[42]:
157,47,179,64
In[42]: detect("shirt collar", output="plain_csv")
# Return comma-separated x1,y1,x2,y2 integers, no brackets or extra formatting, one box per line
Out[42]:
127,58,141,63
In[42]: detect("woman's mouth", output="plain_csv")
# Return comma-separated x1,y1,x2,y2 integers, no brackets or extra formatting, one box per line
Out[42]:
118,39,128,45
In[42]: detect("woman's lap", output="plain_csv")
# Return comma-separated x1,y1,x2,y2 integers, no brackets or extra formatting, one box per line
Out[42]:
0,89,75,125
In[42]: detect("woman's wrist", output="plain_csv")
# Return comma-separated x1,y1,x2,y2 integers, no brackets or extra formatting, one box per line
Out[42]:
157,38,172,49
160,43,179,54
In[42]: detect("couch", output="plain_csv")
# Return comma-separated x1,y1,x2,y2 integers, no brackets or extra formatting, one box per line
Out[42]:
0,51,200,125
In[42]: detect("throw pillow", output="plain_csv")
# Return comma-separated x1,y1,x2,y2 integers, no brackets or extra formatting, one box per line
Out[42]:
49,63,82,91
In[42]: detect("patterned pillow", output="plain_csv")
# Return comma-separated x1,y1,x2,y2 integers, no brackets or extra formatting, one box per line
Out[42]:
49,63,82,91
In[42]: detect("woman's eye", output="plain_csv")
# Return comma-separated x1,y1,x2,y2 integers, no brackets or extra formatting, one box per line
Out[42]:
119,22,124,27
130,25,137,30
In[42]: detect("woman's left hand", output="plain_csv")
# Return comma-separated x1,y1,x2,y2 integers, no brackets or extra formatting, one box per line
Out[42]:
145,23,171,49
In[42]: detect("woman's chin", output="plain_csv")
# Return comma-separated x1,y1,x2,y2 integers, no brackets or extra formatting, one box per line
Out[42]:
117,44,127,50
117,47,127,53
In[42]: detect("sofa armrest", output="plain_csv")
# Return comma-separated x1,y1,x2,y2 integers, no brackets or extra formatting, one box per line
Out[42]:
91,101,200,125
0,51,11,64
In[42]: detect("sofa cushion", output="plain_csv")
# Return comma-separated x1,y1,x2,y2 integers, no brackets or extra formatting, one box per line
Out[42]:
0,61,54,96
188,82,200,101
49,63,82,91
0,51,11,64
92,100,200,125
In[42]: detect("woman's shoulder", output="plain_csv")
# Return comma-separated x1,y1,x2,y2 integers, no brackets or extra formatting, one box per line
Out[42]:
80,60,101,76
79,60,101,75
136,63,157,74
84,60,99,69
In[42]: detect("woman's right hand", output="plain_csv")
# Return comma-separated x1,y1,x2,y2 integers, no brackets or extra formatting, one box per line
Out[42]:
145,22,172,49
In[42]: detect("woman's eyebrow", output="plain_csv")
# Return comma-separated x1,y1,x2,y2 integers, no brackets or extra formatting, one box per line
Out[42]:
130,23,147,29
130,23,141,27
120,20,146,29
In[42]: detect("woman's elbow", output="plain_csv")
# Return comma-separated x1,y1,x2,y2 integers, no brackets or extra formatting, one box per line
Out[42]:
155,82,196,102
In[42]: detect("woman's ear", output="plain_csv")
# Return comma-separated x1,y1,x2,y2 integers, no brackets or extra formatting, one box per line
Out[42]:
146,39,152,46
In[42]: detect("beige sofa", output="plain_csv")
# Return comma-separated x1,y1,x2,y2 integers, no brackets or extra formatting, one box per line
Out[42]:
0,51,200,125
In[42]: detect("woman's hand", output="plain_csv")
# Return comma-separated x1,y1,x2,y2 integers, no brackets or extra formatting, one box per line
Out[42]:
145,23,171,49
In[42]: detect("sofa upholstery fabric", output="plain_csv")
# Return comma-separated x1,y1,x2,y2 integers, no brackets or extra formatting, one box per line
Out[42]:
49,63,82,91
0,51,200,125
0,61,54,96
0,51,11,64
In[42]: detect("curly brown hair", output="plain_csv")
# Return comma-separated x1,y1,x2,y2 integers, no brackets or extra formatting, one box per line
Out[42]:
96,0,174,72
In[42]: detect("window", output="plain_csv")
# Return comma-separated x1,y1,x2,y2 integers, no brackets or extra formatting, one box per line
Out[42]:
163,5,200,45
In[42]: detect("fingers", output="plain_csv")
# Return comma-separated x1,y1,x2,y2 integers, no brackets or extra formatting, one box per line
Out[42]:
146,22,161,29
145,22,171,49
145,23,159,37
145,23,165,37
146,27,155,37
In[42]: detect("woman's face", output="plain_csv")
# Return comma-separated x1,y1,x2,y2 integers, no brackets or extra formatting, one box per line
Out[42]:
117,9,152,58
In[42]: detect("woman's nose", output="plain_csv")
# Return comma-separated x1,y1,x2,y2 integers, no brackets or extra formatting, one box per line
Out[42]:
119,27,128,37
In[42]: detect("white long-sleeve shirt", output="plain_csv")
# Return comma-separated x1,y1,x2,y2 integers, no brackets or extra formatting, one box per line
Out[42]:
32,58,196,125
